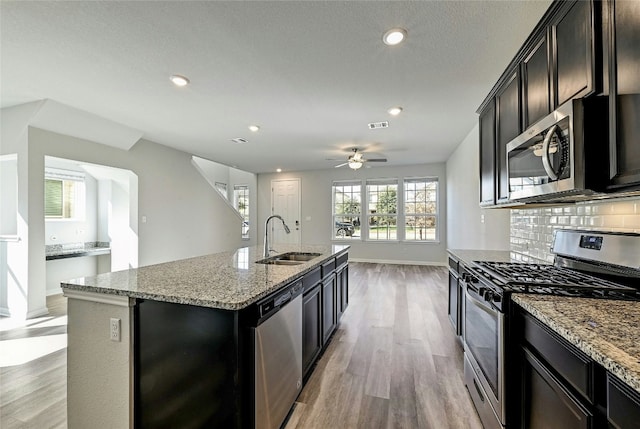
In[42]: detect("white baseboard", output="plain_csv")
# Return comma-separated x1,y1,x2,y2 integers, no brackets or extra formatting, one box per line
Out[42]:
47,287,63,296
348,257,446,267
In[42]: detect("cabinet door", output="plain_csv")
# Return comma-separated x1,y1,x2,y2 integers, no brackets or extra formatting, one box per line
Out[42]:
496,72,521,202
523,36,551,128
337,265,349,318
302,284,322,377
607,373,640,429
448,269,460,336
607,0,640,189
322,274,337,344
553,0,595,107
479,100,496,206
521,348,593,429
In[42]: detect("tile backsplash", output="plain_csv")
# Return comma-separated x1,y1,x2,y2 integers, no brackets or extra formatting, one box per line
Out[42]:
510,197,640,263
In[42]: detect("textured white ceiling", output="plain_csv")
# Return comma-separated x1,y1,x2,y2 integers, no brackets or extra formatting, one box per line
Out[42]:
1,1,551,173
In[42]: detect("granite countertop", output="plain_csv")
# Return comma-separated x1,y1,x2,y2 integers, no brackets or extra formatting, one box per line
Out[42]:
61,244,349,310
46,241,111,260
512,294,640,395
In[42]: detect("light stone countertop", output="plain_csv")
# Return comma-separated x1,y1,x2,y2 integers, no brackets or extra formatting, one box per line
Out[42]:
61,244,349,310
512,294,640,395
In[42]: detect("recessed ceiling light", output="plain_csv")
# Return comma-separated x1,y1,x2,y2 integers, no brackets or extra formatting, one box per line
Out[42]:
383,28,407,46
248,125,260,132
169,74,190,87
276,168,282,173
388,106,403,116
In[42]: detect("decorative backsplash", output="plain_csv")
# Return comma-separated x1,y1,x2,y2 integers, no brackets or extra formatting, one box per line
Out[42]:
510,197,640,263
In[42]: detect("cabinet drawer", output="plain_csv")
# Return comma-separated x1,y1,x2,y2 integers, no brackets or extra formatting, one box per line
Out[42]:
607,374,640,429
448,256,459,273
336,251,348,268
321,258,336,278
522,312,594,403
303,267,321,292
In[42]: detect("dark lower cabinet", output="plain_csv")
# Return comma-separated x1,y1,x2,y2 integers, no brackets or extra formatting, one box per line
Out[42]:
336,264,349,322
447,267,461,337
521,348,593,429
607,374,640,429
322,273,337,344
302,283,322,378
134,300,239,428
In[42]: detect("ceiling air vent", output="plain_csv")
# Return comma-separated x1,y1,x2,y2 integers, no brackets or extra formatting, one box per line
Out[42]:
368,121,389,130
231,137,248,144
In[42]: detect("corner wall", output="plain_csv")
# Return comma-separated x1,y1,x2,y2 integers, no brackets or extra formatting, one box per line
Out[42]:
445,124,510,250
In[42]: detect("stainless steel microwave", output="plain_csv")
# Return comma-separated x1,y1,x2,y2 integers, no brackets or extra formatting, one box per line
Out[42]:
506,98,607,202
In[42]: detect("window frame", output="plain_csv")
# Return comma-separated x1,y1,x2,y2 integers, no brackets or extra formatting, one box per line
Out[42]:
44,168,86,221
233,184,250,240
402,177,439,242
331,180,362,241
365,178,398,242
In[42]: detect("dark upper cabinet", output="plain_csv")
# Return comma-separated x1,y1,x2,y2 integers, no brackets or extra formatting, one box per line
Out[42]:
605,0,640,190
553,0,597,107
496,72,521,203
522,36,551,129
479,100,496,206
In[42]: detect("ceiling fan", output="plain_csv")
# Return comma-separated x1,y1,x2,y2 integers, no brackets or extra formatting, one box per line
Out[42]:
333,148,387,170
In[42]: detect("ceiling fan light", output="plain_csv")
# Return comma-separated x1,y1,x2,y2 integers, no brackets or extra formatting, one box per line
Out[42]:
348,160,363,170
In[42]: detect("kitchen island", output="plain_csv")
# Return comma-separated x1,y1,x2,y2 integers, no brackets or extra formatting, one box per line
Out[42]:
61,244,349,429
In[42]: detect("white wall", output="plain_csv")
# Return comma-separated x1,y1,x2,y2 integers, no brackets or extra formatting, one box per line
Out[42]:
1,102,245,317
445,124,510,250
191,156,258,246
29,127,244,266
257,163,448,265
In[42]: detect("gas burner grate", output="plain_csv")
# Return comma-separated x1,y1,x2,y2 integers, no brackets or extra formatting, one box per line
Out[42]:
472,261,640,298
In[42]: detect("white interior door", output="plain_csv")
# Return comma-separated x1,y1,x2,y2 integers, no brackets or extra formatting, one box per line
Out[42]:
271,179,301,245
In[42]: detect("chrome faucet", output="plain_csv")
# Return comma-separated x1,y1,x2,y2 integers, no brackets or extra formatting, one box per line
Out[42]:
264,215,291,257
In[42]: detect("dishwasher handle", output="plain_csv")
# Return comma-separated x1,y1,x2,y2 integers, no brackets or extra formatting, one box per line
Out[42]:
258,281,303,320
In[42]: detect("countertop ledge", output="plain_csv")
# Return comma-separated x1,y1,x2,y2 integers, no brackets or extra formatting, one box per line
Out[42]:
61,244,349,311
447,249,547,268
512,294,640,395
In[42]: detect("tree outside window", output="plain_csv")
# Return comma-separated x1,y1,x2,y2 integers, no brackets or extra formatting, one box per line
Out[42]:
332,181,361,240
404,178,438,241
367,181,397,240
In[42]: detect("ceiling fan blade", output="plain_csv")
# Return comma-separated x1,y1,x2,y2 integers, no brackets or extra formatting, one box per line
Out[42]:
334,162,348,168
366,158,387,162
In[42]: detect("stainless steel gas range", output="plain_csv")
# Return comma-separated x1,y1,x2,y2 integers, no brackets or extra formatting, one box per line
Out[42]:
461,230,640,429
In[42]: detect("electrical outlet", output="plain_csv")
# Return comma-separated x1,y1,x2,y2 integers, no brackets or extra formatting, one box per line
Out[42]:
110,318,120,342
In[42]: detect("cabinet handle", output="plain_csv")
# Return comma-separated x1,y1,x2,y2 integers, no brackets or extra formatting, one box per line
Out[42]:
473,378,485,403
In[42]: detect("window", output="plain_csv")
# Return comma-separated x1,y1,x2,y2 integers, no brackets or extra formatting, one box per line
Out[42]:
215,182,228,199
332,181,361,240
44,168,86,220
367,179,397,240
233,185,250,239
404,177,438,241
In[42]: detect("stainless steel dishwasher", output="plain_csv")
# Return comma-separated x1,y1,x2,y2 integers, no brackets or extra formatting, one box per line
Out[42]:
252,281,303,429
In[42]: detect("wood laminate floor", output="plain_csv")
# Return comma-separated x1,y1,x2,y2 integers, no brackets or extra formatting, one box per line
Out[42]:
0,263,481,429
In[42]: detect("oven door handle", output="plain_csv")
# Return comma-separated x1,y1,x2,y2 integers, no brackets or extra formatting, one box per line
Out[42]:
541,124,560,181
464,285,498,316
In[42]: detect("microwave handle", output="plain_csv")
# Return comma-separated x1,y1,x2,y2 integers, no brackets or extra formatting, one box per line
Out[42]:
541,124,559,181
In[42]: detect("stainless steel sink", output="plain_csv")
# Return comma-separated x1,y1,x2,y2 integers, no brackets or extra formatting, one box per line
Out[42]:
256,252,322,265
